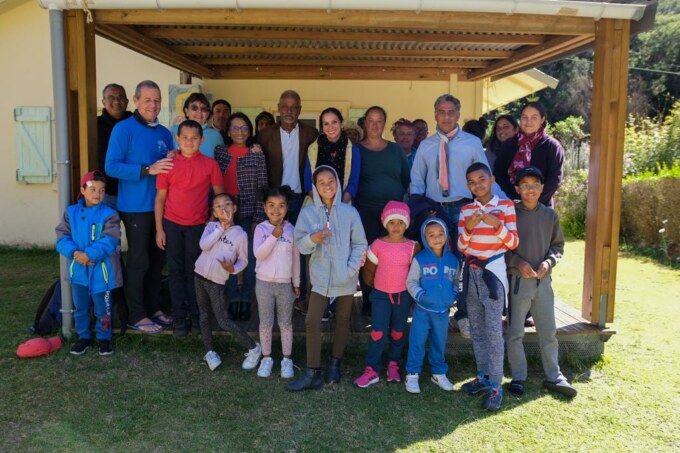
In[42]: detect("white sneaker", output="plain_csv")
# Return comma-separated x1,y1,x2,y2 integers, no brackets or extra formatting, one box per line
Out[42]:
281,358,295,378
204,350,222,371
457,318,471,339
405,373,420,394
431,374,454,391
242,343,262,370
257,357,274,378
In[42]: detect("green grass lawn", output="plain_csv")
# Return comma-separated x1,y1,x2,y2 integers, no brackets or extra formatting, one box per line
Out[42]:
1,242,679,452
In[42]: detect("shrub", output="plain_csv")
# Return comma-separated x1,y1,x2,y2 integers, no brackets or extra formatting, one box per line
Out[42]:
555,169,588,239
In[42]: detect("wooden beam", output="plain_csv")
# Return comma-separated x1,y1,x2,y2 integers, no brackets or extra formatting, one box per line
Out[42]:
583,19,630,326
214,65,460,81
141,27,547,45
95,24,215,79
202,57,489,69
65,10,97,201
94,9,593,35
464,34,593,81
176,45,514,59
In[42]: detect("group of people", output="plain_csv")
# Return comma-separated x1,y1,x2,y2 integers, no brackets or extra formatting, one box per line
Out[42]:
56,80,575,413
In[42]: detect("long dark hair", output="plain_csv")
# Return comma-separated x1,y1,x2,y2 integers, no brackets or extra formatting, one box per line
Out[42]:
485,114,519,149
225,112,254,147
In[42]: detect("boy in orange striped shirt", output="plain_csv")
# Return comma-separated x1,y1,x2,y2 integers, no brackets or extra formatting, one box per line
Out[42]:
457,162,518,411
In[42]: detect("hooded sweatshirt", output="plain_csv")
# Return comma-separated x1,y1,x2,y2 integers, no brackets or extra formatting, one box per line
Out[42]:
406,218,459,313
294,165,368,297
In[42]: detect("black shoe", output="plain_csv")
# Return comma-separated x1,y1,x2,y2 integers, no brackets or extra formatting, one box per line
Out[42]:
326,356,342,384
190,315,201,335
228,302,240,321
507,380,525,396
288,368,323,392
173,318,188,337
98,340,114,356
70,339,91,355
543,379,578,398
239,304,251,322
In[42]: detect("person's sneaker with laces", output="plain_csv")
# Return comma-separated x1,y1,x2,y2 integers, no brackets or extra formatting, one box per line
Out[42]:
204,350,222,371
242,343,262,370
354,366,380,388
280,358,295,378
461,373,491,394
482,383,503,411
70,339,91,356
405,373,420,394
457,317,471,339
431,374,454,391
387,361,401,383
257,357,274,378
98,340,114,356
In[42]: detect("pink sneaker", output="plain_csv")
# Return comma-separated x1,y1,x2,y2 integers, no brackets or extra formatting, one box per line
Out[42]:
354,366,380,388
387,361,401,383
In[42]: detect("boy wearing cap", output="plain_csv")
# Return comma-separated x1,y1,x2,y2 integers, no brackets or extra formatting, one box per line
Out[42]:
354,201,420,388
56,171,123,355
505,166,577,398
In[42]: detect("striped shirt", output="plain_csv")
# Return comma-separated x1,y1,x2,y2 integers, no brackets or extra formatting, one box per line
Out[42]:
457,196,519,260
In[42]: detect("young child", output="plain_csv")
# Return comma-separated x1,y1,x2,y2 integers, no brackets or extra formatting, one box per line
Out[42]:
56,171,123,356
155,119,223,337
404,218,459,394
505,167,577,398
458,162,519,411
253,186,300,379
288,165,367,391
193,193,262,371
354,201,420,388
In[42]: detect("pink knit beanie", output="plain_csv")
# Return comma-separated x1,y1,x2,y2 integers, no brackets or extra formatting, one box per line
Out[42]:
381,200,410,228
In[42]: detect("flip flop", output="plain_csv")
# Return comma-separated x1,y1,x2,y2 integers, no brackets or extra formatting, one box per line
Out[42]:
127,322,163,335
151,313,173,326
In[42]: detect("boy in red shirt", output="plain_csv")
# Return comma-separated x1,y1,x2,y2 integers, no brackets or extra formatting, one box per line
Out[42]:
155,120,223,336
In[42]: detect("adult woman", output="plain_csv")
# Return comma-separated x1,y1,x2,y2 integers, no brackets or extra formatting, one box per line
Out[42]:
214,113,268,321
485,114,519,169
343,120,364,146
354,106,411,314
303,107,361,204
494,102,564,206
172,93,224,158
254,111,275,139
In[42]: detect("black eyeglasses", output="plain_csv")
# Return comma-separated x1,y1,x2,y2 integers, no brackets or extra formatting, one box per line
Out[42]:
189,105,210,113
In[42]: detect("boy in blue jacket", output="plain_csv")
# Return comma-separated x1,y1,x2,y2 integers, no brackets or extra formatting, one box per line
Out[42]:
56,171,123,356
404,218,459,393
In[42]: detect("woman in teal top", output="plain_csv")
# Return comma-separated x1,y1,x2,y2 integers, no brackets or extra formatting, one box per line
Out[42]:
171,93,224,159
354,105,410,314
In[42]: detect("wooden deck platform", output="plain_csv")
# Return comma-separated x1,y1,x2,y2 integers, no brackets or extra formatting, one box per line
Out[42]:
116,293,615,360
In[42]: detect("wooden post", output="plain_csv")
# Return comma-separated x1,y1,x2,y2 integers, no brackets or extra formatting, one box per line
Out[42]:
180,71,192,84
583,19,630,326
64,10,97,201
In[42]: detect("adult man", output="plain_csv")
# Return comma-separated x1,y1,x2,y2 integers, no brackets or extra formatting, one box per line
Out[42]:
412,118,429,149
256,89,318,223
97,83,132,209
211,99,231,140
105,80,175,334
391,118,417,169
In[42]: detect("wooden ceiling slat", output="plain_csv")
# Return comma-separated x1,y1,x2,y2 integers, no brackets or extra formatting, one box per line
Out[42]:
201,57,489,69
464,35,594,81
214,65,458,81
141,27,547,45
96,24,215,78
176,45,514,59
94,9,594,36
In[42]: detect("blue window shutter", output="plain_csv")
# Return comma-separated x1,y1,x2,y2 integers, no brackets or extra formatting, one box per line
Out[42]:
14,106,53,184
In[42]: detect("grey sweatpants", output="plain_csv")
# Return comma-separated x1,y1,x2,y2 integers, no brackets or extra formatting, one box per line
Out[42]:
506,275,565,383
194,275,256,353
467,267,505,385
255,279,295,357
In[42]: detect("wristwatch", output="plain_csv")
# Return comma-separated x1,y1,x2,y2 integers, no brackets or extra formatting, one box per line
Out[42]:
141,165,151,177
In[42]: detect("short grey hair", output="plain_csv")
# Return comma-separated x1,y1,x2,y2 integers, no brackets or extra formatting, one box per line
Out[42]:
102,83,126,99
279,89,301,105
434,94,461,112
134,80,161,99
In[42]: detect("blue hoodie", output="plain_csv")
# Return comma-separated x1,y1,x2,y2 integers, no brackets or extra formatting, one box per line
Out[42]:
406,218,459,313
294,165,367,297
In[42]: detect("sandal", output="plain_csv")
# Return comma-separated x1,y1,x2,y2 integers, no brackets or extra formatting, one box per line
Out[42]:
151,312,173,326
127,322,163,335
507,380,525,396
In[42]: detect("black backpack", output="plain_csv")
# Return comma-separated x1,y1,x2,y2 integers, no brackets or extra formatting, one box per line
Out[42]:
30,278,63,335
